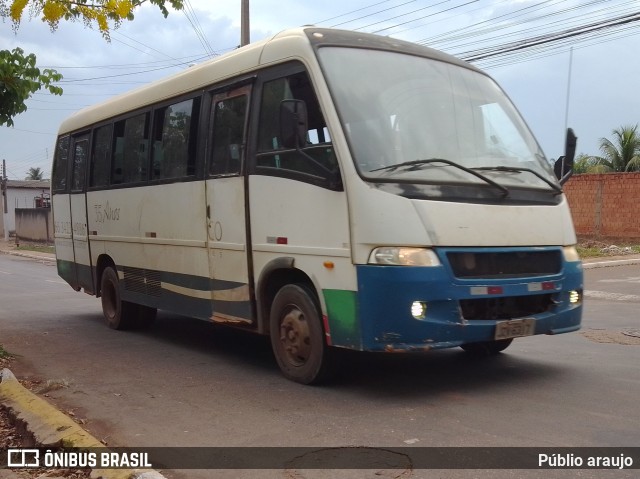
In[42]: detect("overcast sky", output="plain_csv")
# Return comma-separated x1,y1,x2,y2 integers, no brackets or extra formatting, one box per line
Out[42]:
1,0,639,180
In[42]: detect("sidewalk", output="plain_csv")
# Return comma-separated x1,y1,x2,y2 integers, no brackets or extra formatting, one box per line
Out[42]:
581,253,640,269
0,238,56,262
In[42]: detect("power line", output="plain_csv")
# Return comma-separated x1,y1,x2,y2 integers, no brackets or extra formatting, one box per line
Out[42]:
315,0,395,25
330,0,418,28
354,0,457,31
459,11,640,62
371,0,480,34
182,0,217,57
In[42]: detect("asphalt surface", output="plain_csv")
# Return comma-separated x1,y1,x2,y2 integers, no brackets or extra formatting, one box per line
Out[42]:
1,240,640,479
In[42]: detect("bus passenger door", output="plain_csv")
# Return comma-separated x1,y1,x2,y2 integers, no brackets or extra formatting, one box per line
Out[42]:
69,133,94,293
205,85,253,325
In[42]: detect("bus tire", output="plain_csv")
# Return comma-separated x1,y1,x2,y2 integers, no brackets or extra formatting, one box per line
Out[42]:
269,284,332,385
460,338,513,355
100,266,138,330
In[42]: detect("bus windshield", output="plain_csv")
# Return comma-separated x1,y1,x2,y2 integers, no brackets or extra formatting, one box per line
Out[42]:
317,47,557,191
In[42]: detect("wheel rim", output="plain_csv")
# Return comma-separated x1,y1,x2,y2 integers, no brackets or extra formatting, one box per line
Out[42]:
279,306,312,366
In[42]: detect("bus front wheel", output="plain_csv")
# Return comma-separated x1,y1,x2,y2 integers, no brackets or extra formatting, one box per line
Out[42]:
269,284,332,385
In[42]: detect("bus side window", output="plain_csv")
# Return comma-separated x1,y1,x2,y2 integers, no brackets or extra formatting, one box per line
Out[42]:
209,94,247,176
70,138,89,192
52,136,70,192
90,124,112,188
152,98,200,180
111,112,149,185
256,71,336,183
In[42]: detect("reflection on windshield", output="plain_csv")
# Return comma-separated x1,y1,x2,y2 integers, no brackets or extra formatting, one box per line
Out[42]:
317,47,557,190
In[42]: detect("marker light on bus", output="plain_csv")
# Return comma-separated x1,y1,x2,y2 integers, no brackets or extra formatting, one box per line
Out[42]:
569,290,582,304
368,247,441,266
563,246,581,262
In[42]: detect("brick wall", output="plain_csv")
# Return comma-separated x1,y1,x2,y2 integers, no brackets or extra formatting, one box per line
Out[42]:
563,173,640,240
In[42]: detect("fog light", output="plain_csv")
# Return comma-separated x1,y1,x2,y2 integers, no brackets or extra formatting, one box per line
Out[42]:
411,301,427,319
569,290,581,304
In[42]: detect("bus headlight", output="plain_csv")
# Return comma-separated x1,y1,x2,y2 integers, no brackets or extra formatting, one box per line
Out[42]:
563,246,581,262
368,247,441,266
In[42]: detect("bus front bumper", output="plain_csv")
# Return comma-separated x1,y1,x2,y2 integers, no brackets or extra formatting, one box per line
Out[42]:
334,260,583,352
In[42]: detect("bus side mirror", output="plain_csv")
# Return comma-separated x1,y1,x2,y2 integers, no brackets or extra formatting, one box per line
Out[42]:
280,99,308,149
554,128,577,185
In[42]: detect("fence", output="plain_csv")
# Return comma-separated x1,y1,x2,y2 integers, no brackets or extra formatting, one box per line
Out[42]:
563,173,640,240
15,208,53,243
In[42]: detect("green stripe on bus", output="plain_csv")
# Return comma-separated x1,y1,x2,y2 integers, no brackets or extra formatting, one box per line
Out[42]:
323,289,361,349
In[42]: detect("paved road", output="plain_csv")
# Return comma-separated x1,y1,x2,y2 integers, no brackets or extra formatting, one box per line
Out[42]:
1,254,639,479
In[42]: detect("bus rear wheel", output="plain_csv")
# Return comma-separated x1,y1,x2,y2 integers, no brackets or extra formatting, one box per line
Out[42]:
100,267,155,330
460,338,513,355
269,284,332,385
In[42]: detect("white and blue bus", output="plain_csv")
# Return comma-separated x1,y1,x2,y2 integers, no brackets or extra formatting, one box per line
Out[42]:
51,27,583,384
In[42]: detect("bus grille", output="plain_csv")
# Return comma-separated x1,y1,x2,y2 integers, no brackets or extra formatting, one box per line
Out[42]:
123,267,162,297
447,251,561,279
460,294,553,320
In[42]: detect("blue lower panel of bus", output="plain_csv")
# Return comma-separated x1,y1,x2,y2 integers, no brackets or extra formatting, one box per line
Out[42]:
338,250,583,352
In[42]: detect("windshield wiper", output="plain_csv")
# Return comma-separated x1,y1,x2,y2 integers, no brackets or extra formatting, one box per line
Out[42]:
371,158,509,198
472,166,562,195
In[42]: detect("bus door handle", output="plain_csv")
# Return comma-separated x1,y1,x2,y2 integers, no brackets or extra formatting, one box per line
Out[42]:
207,205,211,219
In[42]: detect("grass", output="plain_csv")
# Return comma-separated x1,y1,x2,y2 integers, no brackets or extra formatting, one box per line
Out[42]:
15,244,55,254
577,242,640,258
0,345,13,360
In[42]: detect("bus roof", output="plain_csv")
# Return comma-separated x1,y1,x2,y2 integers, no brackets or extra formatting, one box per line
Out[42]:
57,27,479,136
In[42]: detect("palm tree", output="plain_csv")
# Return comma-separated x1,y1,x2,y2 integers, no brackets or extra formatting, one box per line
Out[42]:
591,125,640,172
25,167,44,180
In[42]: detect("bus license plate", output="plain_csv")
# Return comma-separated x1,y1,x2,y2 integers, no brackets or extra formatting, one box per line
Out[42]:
494,318,535,340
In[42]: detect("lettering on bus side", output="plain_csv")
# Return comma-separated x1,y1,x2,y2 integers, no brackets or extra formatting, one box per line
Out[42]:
93,202,121,223
72,222,86,236
54,221,72,235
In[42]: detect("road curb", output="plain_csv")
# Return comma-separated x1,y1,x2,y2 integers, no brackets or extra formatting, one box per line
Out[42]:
582,257,640,269
0,249,56,263
0,369,167,479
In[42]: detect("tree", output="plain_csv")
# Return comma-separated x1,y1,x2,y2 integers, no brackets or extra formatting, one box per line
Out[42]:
0,0,183,126
1,48,62,127
591,125,640,172
572,154,598,174
1,0,184,39
26,167,44,180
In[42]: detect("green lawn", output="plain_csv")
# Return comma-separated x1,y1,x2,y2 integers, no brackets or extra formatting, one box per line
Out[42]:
16,244,55,254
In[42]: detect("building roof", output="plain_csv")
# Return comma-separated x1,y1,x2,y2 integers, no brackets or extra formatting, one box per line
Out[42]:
7,180,51,189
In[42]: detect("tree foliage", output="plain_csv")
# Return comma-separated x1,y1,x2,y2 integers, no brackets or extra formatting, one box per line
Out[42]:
26,166,44,180
1,0,183,38
591,125,640,172
572,154,598,174
0,47,62,127
0,0,183,126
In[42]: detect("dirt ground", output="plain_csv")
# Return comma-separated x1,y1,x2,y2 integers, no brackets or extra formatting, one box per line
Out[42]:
0,354,91,479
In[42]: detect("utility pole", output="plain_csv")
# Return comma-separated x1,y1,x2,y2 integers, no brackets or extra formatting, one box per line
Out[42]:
1,159,8,241
241,0,250,46
564,46,574,134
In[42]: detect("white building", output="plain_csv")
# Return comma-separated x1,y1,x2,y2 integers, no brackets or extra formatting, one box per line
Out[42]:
1,180,51,236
